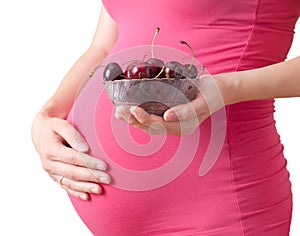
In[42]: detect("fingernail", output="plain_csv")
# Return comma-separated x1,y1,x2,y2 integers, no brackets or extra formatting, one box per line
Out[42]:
91,187,101,194
114,112,121,119
97,163,107,171
80,193,88,200
99,176,111,184
76,141,88,152
114,108,121,117
130,106,138,115
165,110,177,121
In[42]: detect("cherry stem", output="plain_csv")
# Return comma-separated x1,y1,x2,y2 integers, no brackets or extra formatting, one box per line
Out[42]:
154,65,165,78
120,74,128,79
180,40,195,70
121,54,147,67
198,65,205,77
151,27,160,58
121,59,143,67
142,54,147,61
89,65,105,77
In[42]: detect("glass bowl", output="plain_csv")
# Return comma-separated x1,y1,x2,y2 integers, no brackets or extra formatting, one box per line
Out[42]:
104,77,201,116
86,45,206,116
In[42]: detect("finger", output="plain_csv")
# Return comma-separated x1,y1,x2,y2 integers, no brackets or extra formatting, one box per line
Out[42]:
115,105,147,125
55,175,103,197
116,105,197,135
47,161,112,185
54,118,89,152
128,106,196,135
163,118,200,135
67,188,90,201
129,106,163,126
163,93,207,122
114,105,131,121
115,105,150,132
129,106,189,135
51,146,107,171
129,106,171,134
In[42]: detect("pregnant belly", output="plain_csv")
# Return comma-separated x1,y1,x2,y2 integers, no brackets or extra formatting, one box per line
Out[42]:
68,153,244,236
67,91,241,235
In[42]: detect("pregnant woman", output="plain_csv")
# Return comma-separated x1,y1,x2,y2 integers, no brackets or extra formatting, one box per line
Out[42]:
31,0,300,235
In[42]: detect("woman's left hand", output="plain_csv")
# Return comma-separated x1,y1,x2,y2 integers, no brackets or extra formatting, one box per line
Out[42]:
114,75,226,136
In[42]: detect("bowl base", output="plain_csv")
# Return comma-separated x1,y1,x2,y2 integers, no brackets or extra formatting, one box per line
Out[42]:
139,102,170,116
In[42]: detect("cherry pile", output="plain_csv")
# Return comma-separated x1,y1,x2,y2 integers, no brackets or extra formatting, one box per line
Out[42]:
102,28,203,81
103,58,199,81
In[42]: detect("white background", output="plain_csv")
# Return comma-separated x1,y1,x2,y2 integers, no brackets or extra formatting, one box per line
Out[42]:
0,1,299,235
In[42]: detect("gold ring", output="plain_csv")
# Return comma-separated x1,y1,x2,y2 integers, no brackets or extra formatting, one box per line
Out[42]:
59,176,65,186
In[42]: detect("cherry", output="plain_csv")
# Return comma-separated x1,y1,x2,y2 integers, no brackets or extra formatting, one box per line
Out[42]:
125,61,152,79
103,62,124,81
184,64,198,78
145,27,165,78
125,27,164,79
146,58,164,78
164,61,186,79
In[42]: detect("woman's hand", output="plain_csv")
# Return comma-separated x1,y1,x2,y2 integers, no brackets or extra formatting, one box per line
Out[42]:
31,114,112,201
114,93,206,136
115,75,226,136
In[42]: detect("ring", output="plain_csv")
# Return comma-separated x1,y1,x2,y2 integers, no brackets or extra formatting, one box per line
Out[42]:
59,176,65,186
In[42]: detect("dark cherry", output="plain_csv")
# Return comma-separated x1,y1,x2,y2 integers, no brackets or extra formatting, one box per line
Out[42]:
125,61,152,79
146,58,164,77
184,64,198,78
146,58,164,67
164,61,186,79
103,62,124,81
180,40,200,78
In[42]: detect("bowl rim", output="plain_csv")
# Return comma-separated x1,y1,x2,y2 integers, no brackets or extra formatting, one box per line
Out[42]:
103,77,202,84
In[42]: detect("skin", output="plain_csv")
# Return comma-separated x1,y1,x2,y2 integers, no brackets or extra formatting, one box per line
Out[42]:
32,5,300,201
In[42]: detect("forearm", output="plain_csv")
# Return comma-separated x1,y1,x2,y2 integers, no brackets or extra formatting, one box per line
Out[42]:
37,6,118,120
40,47,108,119
217,56,300,105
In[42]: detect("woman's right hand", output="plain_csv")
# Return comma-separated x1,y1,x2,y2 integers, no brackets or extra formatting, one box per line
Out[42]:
31,113,111,201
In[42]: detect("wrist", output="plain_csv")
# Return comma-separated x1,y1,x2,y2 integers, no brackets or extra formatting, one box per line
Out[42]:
214,72,243,106
38,98,70,120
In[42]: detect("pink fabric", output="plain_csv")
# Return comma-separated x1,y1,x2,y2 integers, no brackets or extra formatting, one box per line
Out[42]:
67,0,299,235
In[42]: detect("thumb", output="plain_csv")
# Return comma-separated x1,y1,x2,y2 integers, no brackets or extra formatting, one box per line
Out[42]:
163,96,201,122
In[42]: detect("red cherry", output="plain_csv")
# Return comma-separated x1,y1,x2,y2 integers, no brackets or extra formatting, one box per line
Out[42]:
146,58,164,78
125,62,152,79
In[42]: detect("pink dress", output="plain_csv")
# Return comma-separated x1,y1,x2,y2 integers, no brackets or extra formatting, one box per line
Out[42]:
68,0,299,235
